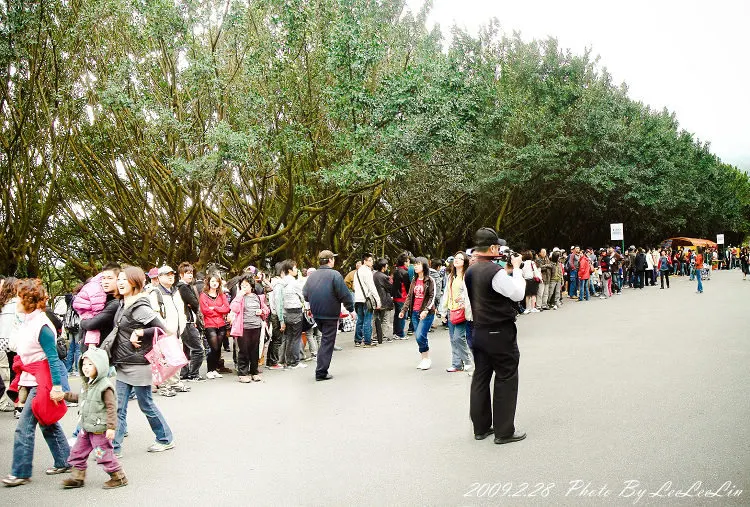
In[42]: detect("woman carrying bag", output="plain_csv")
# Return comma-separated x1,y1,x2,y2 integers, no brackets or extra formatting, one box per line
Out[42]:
3,279,71,487
439,251,473,372
100,267,174,457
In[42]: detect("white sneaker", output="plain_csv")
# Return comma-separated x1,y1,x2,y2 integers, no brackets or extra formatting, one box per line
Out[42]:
523,309,531,315
552,305,559,310
206,371,216,379
464,364,475,372
531,308,540,313
417,358,432,370
147,441,175,453
292,363,308,369
214,371,223,378
599,296,606,299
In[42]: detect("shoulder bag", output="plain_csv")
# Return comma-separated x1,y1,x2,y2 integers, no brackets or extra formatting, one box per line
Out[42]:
356,270,378,312
532,261,542,283
447,278,466,325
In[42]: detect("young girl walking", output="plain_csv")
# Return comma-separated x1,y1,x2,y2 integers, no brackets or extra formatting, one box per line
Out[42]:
62,347,127,489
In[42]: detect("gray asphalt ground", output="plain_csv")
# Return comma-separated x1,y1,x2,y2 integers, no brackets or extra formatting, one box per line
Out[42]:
1,270,748,506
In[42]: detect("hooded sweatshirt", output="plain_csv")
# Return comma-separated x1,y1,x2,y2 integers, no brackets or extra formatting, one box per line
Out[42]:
64,347,117,433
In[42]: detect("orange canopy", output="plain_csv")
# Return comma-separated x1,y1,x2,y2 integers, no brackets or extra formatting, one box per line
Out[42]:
664,237,718,249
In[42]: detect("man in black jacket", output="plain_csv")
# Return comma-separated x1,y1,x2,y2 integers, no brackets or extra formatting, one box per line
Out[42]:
634,248,648,289
78,263,121,355
176,262,205,381
391,253,410,340
465,228,526,445
373,258,394,344
303,250,354,381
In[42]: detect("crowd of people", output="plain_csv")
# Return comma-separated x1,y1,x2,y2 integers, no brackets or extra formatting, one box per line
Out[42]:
0,237,746,489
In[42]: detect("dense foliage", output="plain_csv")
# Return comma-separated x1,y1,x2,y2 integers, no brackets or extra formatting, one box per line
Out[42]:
2,0,748,283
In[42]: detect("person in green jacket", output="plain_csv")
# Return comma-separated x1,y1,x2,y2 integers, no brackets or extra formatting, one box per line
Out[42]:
62,347,128,489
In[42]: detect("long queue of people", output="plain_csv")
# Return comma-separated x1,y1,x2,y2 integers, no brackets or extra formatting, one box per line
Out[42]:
0,239,745,489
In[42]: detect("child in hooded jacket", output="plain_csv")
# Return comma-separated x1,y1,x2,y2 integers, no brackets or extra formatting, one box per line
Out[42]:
61,348,127,489
72,275,107,347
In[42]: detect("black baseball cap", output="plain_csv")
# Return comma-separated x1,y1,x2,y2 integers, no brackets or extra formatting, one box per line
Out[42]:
474,227,507,248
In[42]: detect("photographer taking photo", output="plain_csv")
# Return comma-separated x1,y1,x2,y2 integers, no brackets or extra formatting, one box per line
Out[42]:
464,227,527,445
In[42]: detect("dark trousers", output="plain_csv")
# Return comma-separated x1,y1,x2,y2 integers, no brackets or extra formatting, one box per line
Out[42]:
470,323,519,439
205,326,226,372
180,324,204,379
392,301,406,338
315,319,339,379
660,271,670,288
373,309,387,343
237,327,261,376
282,316,303,367
637,270,646,288
267,314,283,366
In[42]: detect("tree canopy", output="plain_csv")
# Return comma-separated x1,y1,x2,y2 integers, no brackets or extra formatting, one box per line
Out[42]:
2,0,748,283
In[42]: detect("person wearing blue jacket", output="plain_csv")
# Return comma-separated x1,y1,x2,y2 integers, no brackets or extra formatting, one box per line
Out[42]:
303,250,354,381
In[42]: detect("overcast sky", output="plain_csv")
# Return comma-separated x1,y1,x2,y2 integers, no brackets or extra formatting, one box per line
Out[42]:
406,0,749,170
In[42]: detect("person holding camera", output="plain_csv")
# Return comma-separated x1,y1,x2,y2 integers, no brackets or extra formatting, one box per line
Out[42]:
464,228,527,445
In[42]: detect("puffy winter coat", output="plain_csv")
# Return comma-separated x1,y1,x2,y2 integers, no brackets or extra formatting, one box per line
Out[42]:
73,274,108,345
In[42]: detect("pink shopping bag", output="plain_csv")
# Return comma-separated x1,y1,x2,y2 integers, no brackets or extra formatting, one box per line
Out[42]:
145,329,188,385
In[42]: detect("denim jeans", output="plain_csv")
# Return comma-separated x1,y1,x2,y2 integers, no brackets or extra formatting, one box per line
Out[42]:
696,269,703,293
410,311,435,353
392,301,406,338
114,380,173,453
568,271,578,298
578,278,590,300
354,302,373,345
614,272,622,292
11,387,71,478
447,320,472,368
64,330,81,373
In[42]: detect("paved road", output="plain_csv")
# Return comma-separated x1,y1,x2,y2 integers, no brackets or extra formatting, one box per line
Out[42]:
1,270,748,506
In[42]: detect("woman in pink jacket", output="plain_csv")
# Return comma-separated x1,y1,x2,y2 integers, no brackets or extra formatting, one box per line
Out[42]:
199,274,230,380
229,276,269,383
73,274,108,346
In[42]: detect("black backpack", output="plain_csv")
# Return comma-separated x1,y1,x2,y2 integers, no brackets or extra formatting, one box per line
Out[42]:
63,300,81,333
